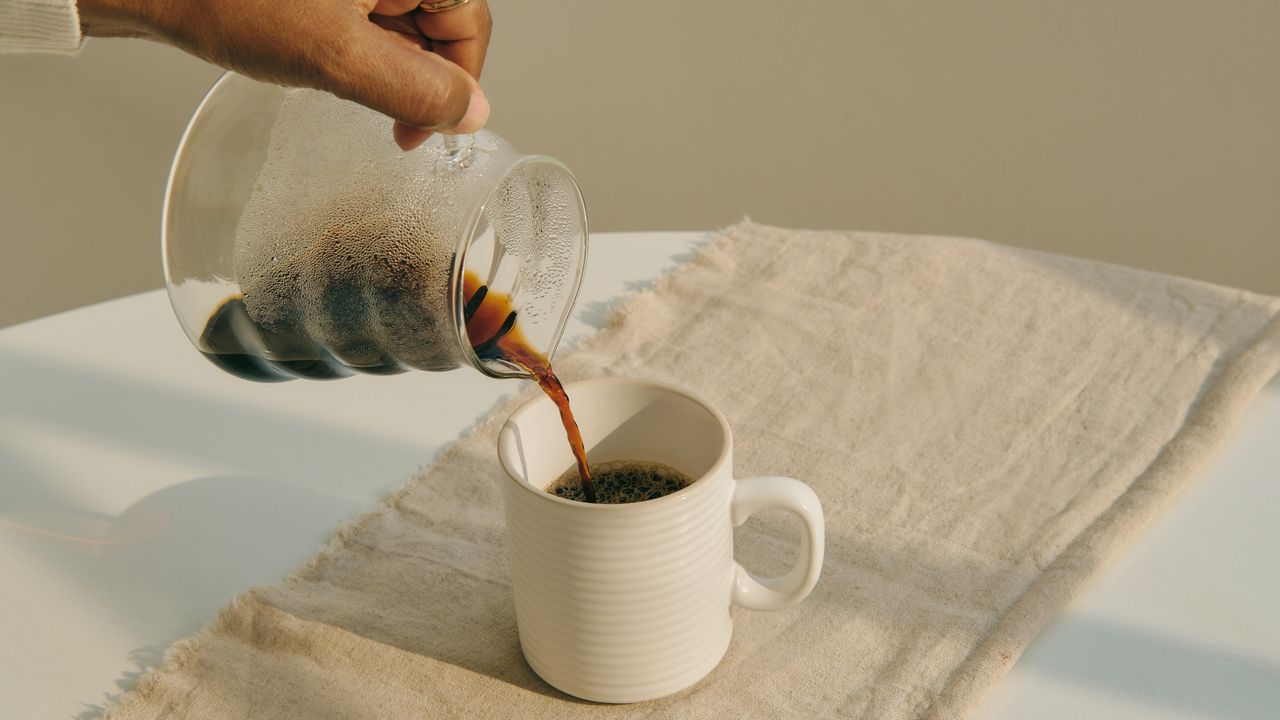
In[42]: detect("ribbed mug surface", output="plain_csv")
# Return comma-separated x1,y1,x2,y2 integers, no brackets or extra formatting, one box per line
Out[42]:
502,455,736,702
497,378,825,704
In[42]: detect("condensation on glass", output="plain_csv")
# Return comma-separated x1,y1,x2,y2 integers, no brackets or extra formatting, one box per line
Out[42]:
162,73,588,382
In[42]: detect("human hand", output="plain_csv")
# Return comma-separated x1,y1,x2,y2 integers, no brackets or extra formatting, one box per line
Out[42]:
77,0,492,150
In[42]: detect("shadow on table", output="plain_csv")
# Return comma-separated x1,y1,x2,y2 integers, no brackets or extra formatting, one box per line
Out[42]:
0,346,427,497
74,646,166,720
0,342,436,627
0,344,468,716
1025,617,1280,720
7,473,364,719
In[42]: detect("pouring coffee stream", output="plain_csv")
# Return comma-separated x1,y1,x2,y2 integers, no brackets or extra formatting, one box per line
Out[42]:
461,270,598,503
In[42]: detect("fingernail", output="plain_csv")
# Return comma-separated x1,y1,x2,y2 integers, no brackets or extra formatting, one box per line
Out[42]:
454,92,490,134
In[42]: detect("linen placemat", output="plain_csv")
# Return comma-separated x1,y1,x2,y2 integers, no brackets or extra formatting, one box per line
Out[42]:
103,222,1280,720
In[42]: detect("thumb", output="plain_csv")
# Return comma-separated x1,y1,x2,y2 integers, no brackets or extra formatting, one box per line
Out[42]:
322,23,490,134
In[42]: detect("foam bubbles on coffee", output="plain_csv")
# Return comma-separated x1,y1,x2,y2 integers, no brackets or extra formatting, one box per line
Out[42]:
546,461,695,504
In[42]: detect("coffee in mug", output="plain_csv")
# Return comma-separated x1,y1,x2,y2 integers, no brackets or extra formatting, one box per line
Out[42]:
545,460,694,504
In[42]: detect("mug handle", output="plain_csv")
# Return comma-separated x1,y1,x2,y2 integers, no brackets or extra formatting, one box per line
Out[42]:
730,476,826,611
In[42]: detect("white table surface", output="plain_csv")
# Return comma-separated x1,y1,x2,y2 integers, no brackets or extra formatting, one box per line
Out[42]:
2,231,1277,719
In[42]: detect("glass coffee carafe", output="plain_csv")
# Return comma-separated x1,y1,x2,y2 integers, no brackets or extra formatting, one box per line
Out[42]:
162,72,588,382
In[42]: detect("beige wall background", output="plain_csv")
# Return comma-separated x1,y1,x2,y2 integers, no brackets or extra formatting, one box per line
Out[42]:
2,1,1278,328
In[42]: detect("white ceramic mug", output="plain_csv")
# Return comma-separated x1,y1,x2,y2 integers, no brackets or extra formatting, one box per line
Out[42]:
497,378,825,703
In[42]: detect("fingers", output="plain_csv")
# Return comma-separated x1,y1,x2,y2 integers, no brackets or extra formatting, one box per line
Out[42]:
413,0,493,79
367,0,492,79
392,121,434,150
367,12,425,44
368,0,493,149
323,21,490,139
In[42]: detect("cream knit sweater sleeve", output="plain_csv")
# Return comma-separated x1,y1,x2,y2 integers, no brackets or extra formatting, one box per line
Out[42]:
0,0,83,54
